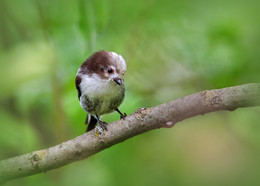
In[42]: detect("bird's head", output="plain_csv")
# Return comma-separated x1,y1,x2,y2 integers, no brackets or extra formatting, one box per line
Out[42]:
78,50,126,85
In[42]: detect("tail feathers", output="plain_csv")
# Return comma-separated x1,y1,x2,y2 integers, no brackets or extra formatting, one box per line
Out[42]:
85,114,97,132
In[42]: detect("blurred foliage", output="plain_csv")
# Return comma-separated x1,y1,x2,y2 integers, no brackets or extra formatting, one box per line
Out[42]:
0,0,260,185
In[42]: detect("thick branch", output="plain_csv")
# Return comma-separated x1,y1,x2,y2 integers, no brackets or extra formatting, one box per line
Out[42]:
1,83,260,184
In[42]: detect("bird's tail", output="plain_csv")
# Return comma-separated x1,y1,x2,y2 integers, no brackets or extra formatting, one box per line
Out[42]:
85,114,97,132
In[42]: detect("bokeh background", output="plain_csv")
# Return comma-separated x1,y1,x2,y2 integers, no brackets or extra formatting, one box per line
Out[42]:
1,0,260,185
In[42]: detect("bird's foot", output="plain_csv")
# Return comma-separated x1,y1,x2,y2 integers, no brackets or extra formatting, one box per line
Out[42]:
115,108,127,120
98,121,108,131
94,121,107,136
120,112,127,120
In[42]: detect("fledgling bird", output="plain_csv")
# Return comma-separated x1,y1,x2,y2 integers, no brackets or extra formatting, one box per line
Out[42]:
75,50,127,132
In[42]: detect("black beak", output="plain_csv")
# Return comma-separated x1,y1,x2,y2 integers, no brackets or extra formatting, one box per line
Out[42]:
113,77,123,85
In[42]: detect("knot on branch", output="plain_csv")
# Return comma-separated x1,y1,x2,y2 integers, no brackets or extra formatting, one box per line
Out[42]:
28,150,47,169
165,121,176,128
134,107,151,121
200,90,223,108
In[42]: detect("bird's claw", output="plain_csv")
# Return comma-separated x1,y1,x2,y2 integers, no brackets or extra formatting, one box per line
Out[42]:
99,121,108,131
120,113,127,120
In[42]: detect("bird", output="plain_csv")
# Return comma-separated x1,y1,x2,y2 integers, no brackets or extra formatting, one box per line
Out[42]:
75,50,127,132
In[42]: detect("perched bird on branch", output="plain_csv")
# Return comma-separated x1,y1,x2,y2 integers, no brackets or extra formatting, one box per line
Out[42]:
75,50,127,132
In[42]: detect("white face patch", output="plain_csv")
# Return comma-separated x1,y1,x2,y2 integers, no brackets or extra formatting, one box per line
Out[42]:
109,52,127,75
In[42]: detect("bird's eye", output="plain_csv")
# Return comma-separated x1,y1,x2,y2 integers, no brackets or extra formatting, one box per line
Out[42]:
107,68,114,74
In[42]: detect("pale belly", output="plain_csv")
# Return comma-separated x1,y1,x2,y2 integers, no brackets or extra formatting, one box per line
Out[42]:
80,87,125,115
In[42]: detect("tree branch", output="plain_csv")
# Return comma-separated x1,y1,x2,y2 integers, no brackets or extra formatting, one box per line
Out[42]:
1,83,260,184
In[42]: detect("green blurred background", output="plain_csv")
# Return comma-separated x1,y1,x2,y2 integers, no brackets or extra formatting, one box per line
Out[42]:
1,0,260,185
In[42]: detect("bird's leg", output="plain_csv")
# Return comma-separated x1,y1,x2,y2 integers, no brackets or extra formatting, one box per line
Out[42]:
95,114,108,131
115,108,127,120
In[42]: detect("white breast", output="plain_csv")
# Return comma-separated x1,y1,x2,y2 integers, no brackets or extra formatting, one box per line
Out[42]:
79,74,125,115
80,74,121,96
